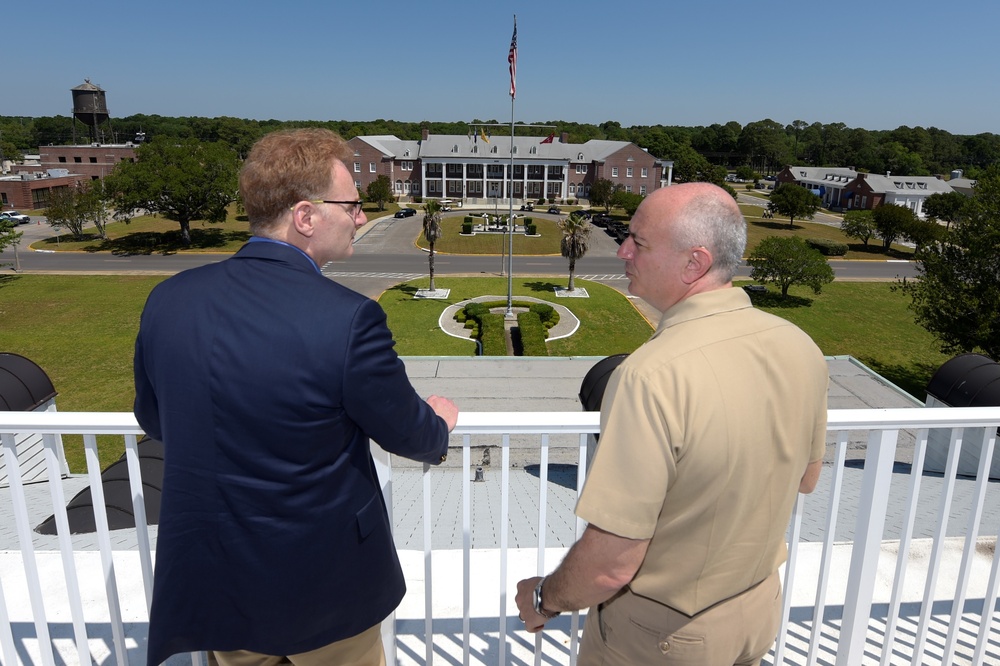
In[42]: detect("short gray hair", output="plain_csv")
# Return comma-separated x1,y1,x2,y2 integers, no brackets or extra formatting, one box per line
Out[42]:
673,191,747,282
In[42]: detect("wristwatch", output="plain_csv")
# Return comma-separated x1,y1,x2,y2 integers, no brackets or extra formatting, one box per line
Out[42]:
533,577,561,619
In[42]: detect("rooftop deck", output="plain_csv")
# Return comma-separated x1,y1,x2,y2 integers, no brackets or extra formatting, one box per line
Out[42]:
2,357,999,665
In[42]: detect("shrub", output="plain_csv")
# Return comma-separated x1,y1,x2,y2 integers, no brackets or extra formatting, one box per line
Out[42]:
537,198,546,205
462,222,473,234
529,302,557,327
548,198,556,204
412,195,422,203
464,216,473,225
524,223,536,235
515,312,548,356
463,302,489,319
806,238,849,256
479,314,507,356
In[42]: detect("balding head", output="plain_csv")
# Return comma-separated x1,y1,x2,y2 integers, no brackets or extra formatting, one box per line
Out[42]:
642,183,747,281
616,183,747,312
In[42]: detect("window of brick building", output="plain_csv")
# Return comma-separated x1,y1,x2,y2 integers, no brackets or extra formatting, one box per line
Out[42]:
611,167,618,177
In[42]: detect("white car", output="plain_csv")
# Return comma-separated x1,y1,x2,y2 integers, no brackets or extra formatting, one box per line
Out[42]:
1,211,30,225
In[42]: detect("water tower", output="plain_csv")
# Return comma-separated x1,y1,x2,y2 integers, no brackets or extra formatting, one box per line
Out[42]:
71,79,111,144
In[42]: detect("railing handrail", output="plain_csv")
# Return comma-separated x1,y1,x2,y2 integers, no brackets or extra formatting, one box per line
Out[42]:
4,405,1000,435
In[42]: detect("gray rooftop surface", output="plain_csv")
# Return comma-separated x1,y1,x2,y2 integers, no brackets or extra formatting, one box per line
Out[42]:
4,356,998,555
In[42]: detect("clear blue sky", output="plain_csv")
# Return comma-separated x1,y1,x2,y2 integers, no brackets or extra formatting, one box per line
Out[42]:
6,0,998,136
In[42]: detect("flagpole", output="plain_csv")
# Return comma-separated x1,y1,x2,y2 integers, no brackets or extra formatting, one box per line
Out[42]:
505,15,517,318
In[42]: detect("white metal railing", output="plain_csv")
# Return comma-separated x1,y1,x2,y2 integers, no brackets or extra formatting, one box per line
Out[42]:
1,408,1000,665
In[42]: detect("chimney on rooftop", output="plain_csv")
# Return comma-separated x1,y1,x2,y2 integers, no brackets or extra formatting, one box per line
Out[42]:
421,129,429,141
560,132,569,143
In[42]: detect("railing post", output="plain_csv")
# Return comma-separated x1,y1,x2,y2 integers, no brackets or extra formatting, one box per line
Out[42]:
370,442,397,664
836,428,898,666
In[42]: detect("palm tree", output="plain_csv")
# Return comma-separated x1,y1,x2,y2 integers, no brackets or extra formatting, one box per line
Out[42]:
423,199,443,291
558,213,592,292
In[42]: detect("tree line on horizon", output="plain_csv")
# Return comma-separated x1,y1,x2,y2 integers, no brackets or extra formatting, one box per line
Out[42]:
2,114,997,182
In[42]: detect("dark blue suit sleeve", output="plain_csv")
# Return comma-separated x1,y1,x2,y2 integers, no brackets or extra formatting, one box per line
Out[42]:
342,299,448,464
132,314,162,441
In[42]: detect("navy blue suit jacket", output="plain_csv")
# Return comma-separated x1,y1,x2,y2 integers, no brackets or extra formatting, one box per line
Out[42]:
134,241,448,664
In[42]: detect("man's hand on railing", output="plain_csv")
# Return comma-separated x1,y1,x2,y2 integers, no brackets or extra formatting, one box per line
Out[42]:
427,395,459,432
515,576,549,633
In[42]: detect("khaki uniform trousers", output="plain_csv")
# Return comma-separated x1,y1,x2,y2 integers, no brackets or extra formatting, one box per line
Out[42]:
209,623,385,666
579,572,782,666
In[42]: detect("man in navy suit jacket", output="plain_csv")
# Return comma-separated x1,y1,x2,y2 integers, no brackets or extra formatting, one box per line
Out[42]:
134,128,458,666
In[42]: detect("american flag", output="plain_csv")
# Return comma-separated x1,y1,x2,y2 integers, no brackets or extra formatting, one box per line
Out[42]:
508,17,517,98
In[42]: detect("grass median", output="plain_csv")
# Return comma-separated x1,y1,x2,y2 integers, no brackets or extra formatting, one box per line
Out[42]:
0,274,947,472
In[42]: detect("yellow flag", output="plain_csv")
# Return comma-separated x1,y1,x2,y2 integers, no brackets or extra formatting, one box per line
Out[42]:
480,127,490,144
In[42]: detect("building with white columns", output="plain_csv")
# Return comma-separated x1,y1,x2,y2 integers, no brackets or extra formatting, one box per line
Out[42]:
348,130,672,205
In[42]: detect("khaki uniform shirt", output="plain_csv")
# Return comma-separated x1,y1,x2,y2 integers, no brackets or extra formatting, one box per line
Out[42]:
576,287,827,616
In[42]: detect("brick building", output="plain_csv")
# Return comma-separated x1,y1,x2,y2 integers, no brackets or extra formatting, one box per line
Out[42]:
0,171,83,211
776,165,956,218
13,143,138,181
348,130,673,204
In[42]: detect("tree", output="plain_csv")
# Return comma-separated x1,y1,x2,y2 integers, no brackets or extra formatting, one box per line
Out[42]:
747,236,834,298
588,178,618,213
841,210,877,247
366,175,394,211
45,181,112,240
872,204,915,250
923,191,967,230
611,190,644,217
735,165,757,182
558,214,592,291
902,216,947,250
898,166,1000,359
0,217,23,271
104,137,240,245
768,184,821,228
422,199,442,291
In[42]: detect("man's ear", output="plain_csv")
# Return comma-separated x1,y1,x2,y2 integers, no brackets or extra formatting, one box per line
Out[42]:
682,246,713,284
289,201,316,239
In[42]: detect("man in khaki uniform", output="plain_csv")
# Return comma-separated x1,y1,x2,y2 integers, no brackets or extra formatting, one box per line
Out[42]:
515,183,827,665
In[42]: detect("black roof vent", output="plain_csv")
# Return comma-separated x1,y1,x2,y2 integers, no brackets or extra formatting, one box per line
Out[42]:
35,437,164,535
0,353,57,411
579,354,629,413
926,354,1000,408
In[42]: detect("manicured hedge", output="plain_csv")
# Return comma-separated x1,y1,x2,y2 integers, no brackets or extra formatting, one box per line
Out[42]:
806,238,849,256
516,312,549,356
529,302,557,328
479,314,507,356
458,299,559,355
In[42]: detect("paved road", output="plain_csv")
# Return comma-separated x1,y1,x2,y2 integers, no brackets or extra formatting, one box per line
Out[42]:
2,211,920,281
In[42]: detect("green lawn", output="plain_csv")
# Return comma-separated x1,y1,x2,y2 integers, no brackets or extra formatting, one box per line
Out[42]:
378,277,653,357
29,201,402,254
416,217,564,255
0,274,951,473
739,204,913,259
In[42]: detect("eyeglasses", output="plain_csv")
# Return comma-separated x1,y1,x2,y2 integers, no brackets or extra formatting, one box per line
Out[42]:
294,199,364,217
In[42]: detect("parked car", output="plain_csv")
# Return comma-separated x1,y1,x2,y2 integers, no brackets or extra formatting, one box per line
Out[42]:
1,211,30,224
394,207,417,218
547,206,561,215
591,213,613,227
519,202,534,211
571,209,592,220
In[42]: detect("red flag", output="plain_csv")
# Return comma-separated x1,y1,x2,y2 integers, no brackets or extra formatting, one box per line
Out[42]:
508,17,517,98
540,133,555,144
